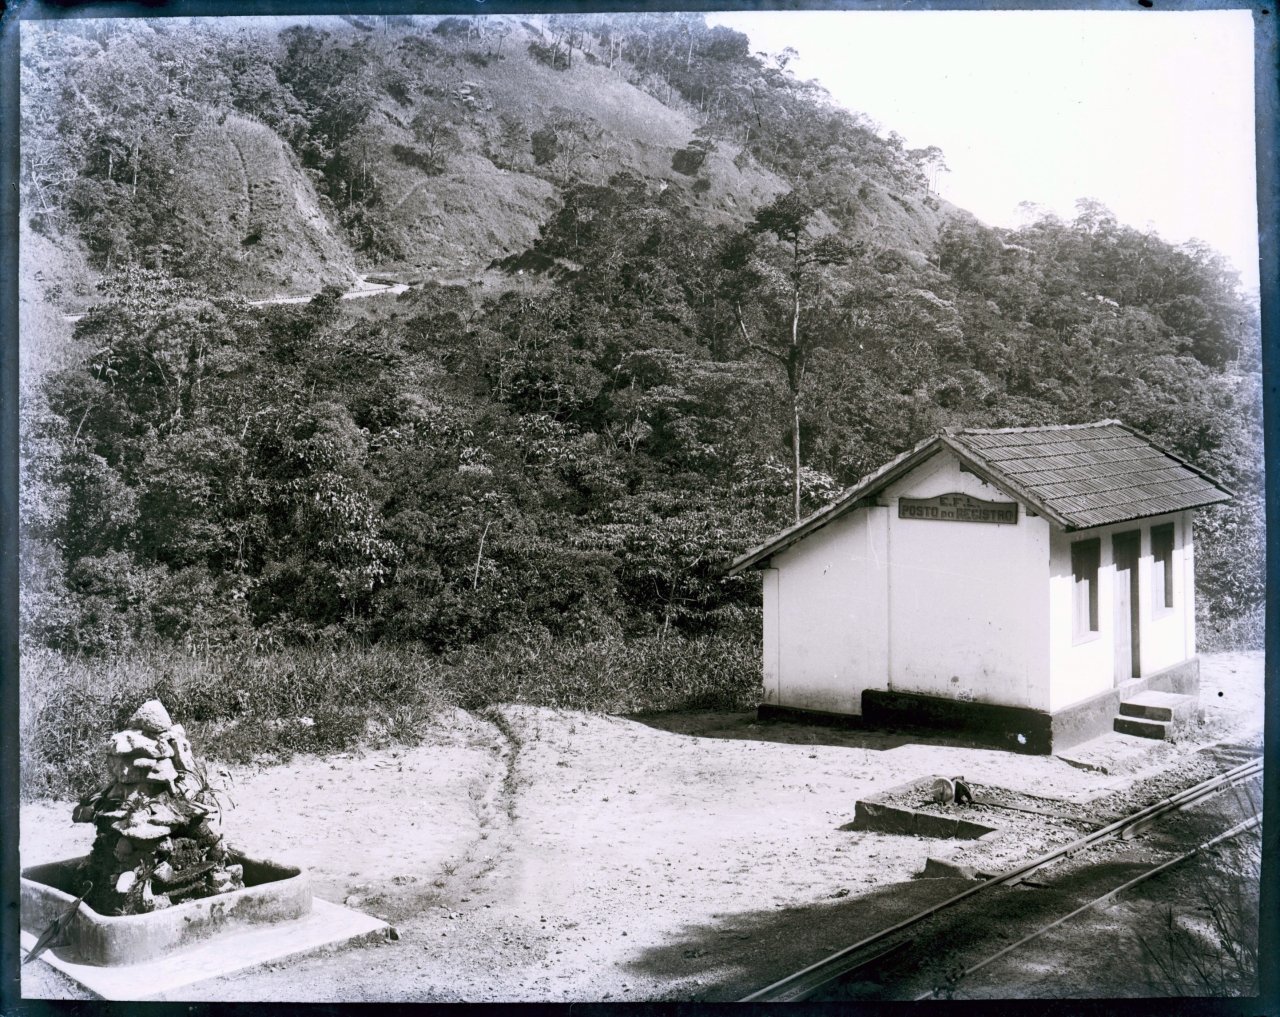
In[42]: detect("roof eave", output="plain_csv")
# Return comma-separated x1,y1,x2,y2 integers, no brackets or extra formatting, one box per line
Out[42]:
1059,491,1234,532
1108,421,1236,499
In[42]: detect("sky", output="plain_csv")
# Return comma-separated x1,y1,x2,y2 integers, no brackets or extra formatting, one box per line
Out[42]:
707,10,1259,295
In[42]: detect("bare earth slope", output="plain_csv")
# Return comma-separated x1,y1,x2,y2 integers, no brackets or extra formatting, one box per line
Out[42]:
356,22,787,280
364,19,948,279
172,114,357,298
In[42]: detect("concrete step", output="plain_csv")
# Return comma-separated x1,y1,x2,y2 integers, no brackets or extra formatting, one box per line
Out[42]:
1114,715,1172,740
1117,690,1197,723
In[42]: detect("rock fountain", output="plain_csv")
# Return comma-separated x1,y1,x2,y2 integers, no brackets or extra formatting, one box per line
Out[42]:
21,699,389,999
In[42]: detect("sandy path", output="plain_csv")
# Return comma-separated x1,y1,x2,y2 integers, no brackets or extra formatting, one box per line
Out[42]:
20,652,1263,1001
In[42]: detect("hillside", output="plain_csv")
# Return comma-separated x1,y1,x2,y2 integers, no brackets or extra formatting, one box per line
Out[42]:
17,12,1262,664
186,113,356,295
349,21,787,278
20,15,949,303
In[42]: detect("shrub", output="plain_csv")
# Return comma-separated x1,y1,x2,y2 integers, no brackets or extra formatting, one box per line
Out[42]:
1197,603,1264,652
671,140,714,176
390,143,445,176
434,628,761,714
527,42,570,71
432,17,471,38
530,127,559,165
19,631,762,800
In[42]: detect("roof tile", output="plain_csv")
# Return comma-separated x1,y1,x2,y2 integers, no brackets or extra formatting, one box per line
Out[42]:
948,423,1230,528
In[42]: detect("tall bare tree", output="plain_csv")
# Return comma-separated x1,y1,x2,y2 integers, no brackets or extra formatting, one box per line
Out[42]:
722,192,851,523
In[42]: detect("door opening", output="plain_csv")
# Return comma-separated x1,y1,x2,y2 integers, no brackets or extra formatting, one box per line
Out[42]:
1112,530,1141,683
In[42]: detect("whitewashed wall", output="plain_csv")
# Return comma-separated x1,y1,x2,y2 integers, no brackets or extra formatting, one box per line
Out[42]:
763,506,890,714
1047,510,1196,712
882,451,1052,711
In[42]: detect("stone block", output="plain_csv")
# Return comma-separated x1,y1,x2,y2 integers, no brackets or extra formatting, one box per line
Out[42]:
163,725,198,773
128,700,174,736
112,817,172,842
145,759,178,786
1114,715,1171,740
112,756,156,784
110,730,170,759
1118,691,1197,724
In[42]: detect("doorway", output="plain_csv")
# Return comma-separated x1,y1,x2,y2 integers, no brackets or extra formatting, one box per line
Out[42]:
1112,530,1141,683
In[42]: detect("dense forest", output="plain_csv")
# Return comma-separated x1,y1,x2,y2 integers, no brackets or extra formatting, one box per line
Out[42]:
17,15,1263,785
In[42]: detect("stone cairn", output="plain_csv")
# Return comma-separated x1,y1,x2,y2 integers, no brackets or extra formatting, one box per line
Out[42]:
73,699,244,916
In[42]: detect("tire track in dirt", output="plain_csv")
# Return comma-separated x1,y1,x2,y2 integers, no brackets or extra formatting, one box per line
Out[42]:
371,707,521,930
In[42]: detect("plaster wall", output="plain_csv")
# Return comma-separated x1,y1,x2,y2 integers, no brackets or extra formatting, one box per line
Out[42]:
882,451,1052,710
1047,510,1196,712
764,506,889,714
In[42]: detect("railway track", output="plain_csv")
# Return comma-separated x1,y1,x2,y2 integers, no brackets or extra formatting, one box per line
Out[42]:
740,754,1263,1003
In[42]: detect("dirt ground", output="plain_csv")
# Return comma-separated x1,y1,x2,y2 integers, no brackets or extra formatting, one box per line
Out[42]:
18,651,1264,1002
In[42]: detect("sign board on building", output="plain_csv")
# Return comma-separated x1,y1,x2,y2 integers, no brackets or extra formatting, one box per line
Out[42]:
899,493,1018,524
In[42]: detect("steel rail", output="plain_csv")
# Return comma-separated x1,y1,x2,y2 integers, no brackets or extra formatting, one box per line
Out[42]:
915,810,1263,999
739,755,1262,1003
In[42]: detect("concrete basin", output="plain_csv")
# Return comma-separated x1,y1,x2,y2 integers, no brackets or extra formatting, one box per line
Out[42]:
21,853,311,967
845,777,1000,839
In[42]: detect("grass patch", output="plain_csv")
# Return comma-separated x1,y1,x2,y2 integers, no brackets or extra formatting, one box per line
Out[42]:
19,632,761,800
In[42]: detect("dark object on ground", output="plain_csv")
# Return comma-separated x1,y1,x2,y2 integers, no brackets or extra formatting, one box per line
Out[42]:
23,881,92,965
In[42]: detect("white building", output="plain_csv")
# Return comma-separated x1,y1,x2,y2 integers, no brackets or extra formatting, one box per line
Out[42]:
728,422,1232,753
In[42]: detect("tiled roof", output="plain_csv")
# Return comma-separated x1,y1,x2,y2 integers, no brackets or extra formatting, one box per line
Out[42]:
947,421,1232,529
728,421,1232,574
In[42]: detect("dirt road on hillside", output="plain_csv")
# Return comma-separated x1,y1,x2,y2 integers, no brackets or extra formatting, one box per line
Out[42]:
60,275,408,324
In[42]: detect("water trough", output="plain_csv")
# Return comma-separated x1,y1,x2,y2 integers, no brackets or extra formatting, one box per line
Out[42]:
20,698,389,999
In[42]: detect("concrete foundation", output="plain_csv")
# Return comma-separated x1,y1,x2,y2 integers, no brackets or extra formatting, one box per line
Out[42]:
20,898,388,1000
22,854,311,966
756,703,866,729
765,657,1201,755
847,779,999,839
1047,657,1200,751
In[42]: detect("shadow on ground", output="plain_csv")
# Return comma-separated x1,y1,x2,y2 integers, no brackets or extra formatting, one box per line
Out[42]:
626,710,1009,753
621,876,973,1001
625,858,1170,1002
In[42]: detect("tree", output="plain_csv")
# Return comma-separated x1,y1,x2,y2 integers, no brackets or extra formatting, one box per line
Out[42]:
408,109,459,175
908,144,949,191
722,192,851,522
